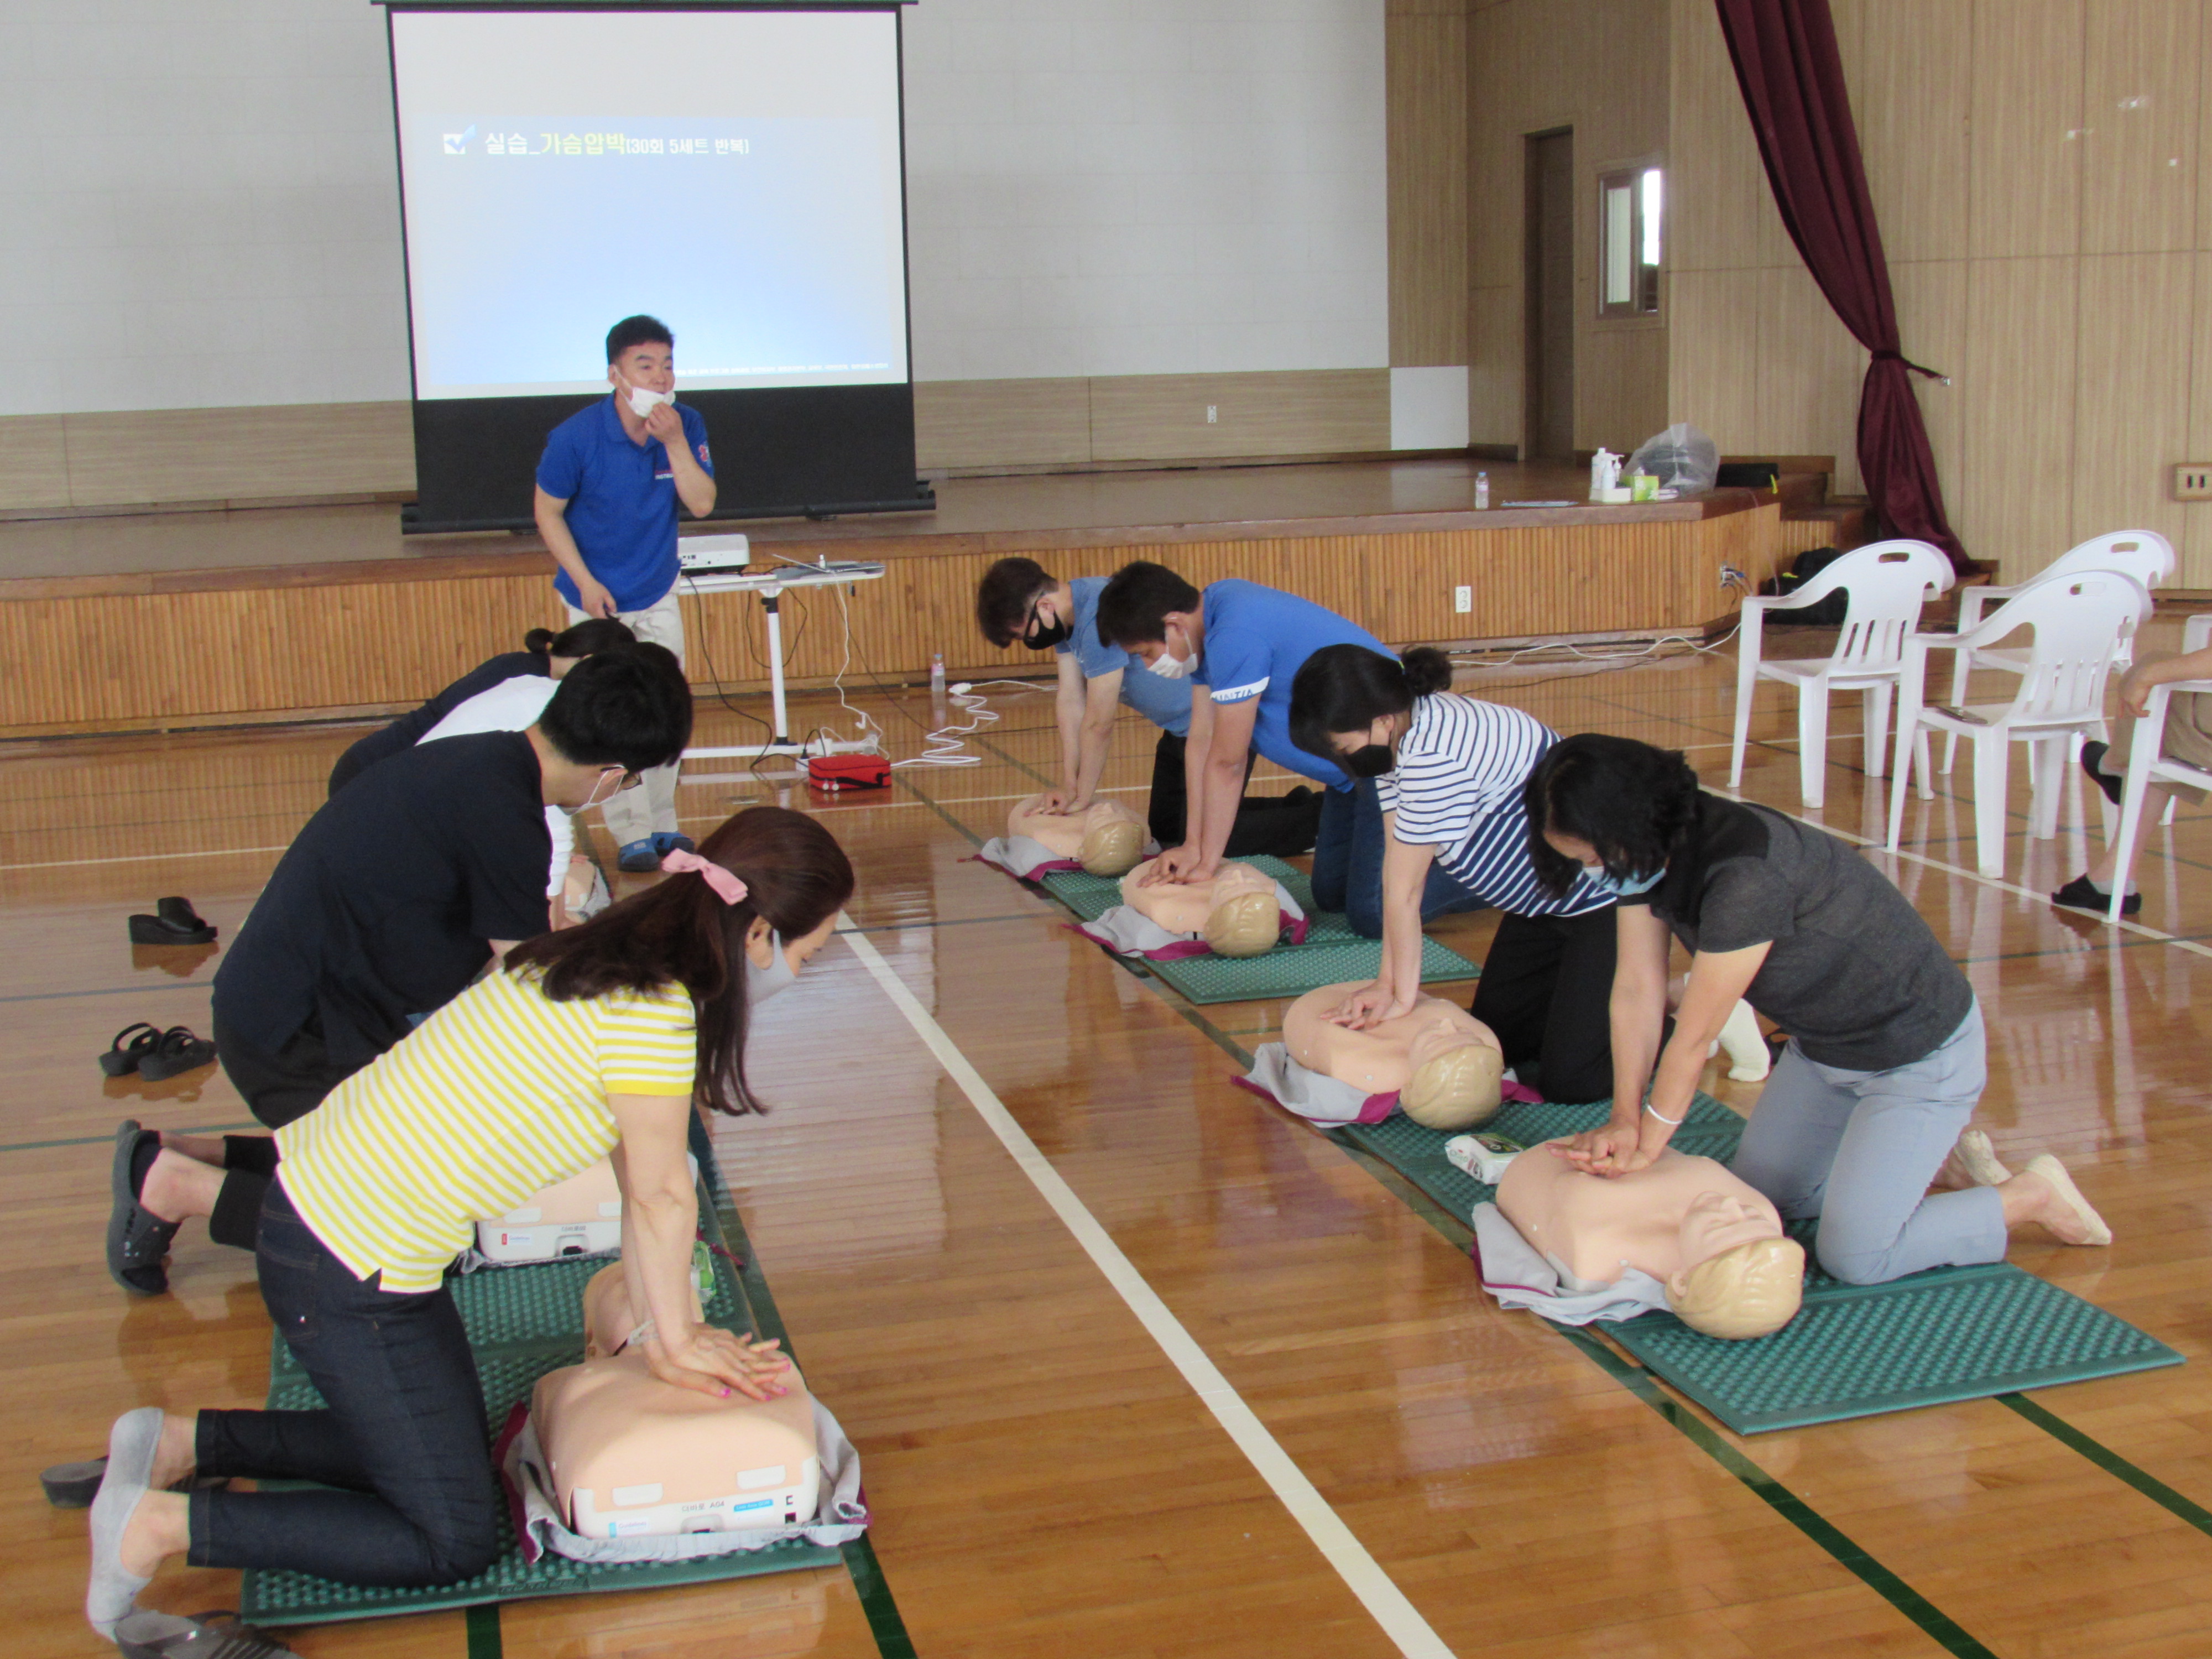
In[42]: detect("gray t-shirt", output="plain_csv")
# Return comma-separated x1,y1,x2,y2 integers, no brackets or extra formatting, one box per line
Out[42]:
1631,796,1971,1071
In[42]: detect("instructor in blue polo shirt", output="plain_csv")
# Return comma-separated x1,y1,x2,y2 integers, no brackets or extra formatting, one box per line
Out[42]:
533,314,716,873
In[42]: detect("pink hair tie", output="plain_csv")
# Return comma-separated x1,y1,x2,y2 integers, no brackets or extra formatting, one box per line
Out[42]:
660,848,748,906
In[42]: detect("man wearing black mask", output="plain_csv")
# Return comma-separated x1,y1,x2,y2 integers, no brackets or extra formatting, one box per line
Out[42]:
974,558,1322,855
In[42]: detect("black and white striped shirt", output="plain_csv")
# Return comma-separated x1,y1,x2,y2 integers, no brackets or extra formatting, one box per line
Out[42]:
1376,693,1611,917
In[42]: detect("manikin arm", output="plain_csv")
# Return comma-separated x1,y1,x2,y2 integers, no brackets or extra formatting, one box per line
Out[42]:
1333,823,1432,1026
608,1092,787,1400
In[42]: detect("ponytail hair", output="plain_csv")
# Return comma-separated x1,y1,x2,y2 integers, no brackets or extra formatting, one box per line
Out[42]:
503,807,856,1115
525,617,638,659
1288,644,1453,765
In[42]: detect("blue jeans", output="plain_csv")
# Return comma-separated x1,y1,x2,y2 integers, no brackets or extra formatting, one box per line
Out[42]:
187,1181,502,1587
1310,779,1490,938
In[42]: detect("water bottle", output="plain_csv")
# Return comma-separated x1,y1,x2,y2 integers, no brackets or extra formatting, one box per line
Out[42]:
1475,471,1490,510
929,652,947,724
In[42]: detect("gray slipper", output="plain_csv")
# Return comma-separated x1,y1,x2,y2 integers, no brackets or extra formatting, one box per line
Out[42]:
107,1121,180,1297
87,1406,161,1638
114,1610,300,1658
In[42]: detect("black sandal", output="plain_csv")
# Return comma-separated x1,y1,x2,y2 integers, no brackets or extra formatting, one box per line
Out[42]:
114,1610,299,1659
107,1119,179,1296
98,1022,163,1078
127,896,217,946
137,1025,217,1082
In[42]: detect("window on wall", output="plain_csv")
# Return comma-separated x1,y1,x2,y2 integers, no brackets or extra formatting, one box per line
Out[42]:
1598,165,1662,318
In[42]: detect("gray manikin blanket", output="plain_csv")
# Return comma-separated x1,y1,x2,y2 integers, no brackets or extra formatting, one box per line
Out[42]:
500,1395,869,1565
975,832,1159,880
1077,880,1308,959
1470,1201,1673,1326
1238,1044,1394,1125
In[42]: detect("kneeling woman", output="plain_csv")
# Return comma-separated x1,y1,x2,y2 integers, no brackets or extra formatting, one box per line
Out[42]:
1526,734,2109,1286
81,806,853,1631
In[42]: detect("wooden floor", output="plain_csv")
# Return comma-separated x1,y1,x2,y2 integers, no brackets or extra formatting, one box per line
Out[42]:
12,622,2212,1658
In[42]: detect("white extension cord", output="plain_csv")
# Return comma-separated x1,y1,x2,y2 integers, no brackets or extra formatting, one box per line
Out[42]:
890,679,1048,770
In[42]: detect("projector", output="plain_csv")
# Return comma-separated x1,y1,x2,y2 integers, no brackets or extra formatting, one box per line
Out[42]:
677,534,751,576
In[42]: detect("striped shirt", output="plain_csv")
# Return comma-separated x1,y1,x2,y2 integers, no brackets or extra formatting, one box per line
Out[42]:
278,967,697,1292
1376,693,1611,917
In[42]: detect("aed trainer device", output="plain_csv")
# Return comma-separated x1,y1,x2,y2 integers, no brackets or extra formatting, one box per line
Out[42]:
804,753,891,791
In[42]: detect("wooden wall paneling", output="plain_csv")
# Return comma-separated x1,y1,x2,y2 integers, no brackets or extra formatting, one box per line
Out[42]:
1386,0,1472,368
1755,264,1869,495
1960,256,2080,579
1578,324,1668,455
1466,286,1524,447
1086,371,1392,462
2184,251,2212,587
1967,0,2085,260
1887,259,1969,540
2070,251,2195,551
1666,0,1791,274
2080,0,2201,256
1666,268,1761,446
0,419,70,513
1850,0,1971,265
60,402,416,508
912,379,1092,471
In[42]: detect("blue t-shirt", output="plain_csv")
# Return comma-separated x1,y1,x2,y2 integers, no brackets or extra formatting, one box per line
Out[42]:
1058,576,1192,737
535,397,714,613
1194,580,1389,790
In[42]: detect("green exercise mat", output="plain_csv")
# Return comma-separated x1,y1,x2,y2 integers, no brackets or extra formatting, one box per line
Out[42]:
239,1184,841,1625
1042,855,1481,1005
1329,1096,2180,1433
1611,1265,2183,1434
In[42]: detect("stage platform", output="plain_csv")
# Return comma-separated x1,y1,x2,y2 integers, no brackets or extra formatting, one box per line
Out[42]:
0,456,1797,739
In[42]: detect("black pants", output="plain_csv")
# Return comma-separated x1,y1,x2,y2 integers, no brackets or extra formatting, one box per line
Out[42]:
206,1012,367,1251
189,1180,501,1587
1147,731,1325,858
1469,908,1620,1104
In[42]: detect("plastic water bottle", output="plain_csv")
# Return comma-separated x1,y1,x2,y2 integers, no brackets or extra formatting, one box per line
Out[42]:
929,652,947,724
1475,471,1490,510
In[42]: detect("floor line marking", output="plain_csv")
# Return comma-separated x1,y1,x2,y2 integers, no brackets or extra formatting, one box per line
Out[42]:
0,844,291,872
834,918,1453,1659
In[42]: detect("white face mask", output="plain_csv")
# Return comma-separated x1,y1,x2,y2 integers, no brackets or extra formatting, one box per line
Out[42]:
746,931,798,1005
618,377,670,418
1146,627,1196,680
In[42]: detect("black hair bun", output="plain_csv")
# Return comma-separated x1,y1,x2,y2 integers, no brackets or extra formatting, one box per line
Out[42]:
523,628,557,654
1400,646,1454,697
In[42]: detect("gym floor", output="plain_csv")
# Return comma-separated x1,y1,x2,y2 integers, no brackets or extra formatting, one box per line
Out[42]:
11,622,2212,1658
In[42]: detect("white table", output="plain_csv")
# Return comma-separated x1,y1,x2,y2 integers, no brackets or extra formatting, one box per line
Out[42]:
672,536,886,761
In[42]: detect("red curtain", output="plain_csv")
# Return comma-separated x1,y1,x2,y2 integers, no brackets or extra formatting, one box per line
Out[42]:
1712,0,1968,570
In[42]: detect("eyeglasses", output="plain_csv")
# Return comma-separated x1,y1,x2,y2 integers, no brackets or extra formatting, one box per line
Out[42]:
602,768,644,792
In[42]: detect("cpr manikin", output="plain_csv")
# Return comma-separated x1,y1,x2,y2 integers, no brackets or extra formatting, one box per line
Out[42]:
1005,794,1148,877
530,1262,823,1540
1119,858,1281,956
1282,983,1505,1129
1468,1142,1805,1339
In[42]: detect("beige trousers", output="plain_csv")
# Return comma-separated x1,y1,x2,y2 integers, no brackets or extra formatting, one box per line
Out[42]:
565,588,686,844
2101,650,2212,805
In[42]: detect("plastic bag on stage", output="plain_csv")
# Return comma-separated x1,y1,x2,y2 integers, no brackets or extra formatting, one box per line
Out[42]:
1627,424,1719,493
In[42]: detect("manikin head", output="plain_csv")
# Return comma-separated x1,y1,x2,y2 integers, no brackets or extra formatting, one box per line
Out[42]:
1398,1014,1506,1130
1663,1191,1803,1340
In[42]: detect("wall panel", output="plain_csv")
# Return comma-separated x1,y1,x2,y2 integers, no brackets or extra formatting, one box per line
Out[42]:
2081,0,2201,257
1966,0,2085,260
0,507,1778,738
2072,251,2195,552
912,379,1091,472
1387,0,1472,369
1087,371,1392,463
1960,257,2079,575
1851,0,1971,266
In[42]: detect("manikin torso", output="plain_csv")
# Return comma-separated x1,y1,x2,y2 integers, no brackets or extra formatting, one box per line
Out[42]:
1495,1149,1783,1291
1006,794,1147,875
1119,858,1276,934
1282,983,1501,1095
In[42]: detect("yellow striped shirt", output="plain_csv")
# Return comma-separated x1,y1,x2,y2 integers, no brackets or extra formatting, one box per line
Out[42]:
277,968,697,1292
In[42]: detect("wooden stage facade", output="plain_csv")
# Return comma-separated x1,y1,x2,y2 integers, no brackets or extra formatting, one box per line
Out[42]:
0,457,1807,740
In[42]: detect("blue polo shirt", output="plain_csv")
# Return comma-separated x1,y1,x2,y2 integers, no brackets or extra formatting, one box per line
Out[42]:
1193,580,1389,791
535,396,714,613
1058,576,1192,737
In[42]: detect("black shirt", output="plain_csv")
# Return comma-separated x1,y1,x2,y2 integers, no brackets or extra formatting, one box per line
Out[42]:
1631,795,1973,1071
327,651,547,796
217,732,554,1068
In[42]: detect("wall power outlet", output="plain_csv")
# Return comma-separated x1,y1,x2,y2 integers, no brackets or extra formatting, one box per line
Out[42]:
2174,463,2212,501
1453,585,1473,614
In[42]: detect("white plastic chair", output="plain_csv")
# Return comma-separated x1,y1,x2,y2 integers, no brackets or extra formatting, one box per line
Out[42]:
1940,530,2173,775
1729,540,1954,808
1887,569,2152,879
2100,659,2212,922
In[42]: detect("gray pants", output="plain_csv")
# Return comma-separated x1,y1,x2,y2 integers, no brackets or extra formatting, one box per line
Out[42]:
1731,1001,2004,1285
566,587,685,844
